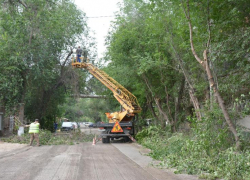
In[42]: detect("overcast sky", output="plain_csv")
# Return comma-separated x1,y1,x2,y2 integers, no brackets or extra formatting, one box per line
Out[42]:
74,0,122,59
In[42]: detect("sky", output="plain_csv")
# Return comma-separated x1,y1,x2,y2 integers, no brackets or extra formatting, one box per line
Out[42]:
74,0,122,59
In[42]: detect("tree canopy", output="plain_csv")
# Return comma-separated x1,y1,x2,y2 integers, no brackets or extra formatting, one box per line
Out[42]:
105,0,250,143
0,0,94,129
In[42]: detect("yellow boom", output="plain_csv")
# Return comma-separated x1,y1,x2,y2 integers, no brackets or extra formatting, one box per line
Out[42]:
72,57,141,123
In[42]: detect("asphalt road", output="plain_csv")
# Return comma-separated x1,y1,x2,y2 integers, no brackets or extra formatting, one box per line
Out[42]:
0,142,198,180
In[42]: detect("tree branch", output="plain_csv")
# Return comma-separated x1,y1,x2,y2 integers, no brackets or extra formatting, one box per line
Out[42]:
182,0,204,66
62,48,73,67
18,0,27,8
71,94,109,99
206,0,211,49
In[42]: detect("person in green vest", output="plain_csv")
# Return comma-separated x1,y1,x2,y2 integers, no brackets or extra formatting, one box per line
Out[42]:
25,119,40,146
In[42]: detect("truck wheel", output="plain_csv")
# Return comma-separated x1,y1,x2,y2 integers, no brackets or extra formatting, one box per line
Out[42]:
123,136,130,143
106,137,110,143
102,137,110,143
102,137,107,143
102,130,108,143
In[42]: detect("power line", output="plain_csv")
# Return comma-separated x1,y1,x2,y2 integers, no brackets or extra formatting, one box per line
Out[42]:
86,16,114,18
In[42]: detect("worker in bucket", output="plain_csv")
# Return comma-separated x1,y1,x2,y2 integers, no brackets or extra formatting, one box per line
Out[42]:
25,119,40,146
76,46,83,62
83,47,88,62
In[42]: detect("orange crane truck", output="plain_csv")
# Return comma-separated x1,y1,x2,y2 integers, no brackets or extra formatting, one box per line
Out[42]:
72,57,141,143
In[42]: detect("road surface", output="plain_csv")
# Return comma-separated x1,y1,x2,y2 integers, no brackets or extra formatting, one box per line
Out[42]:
0,142,198,180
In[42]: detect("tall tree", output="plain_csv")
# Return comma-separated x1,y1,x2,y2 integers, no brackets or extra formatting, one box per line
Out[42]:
180,0,240,148
106,0,250,139
0,0,91,128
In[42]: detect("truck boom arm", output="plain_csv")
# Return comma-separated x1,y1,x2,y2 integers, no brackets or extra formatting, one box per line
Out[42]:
72,60,141,119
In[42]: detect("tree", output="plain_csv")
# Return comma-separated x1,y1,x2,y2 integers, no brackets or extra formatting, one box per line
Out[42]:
106,0,249,139
0,0,91,129
106,0,192,131
180,0,240,149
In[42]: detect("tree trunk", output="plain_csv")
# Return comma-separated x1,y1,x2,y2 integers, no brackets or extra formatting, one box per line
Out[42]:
142,74,170,127
154,97,168,128
164,86,176,132
204,51,240,148
18,74,27,124
169,34,202,121
18,102,25,124
148,101,159,124
182,0,240,149
174,77,185,132
188,88,202,121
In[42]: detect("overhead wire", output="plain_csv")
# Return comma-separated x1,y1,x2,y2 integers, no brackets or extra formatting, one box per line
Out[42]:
86,16,114,18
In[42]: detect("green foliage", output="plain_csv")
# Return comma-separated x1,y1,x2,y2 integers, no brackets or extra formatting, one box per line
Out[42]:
232,93,250,116
137,103,250,179
139,130,250,179
59,97,115,123
2,129,94,145
0,0,94,129
106,0,250,133
106,0,191,128
136,125,168,143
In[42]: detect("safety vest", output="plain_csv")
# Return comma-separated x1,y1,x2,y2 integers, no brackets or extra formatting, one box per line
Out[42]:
29,123,40,133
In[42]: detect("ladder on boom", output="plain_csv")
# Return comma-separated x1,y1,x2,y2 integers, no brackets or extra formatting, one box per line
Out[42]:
71,58,141,122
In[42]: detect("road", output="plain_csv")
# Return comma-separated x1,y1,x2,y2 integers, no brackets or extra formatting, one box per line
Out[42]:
0,141,198,180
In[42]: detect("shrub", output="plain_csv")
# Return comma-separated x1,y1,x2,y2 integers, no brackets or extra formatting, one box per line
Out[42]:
136,104,250,179
1,129,95,145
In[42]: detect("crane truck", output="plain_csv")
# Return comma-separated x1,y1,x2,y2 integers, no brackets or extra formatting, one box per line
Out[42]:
72,57,141,143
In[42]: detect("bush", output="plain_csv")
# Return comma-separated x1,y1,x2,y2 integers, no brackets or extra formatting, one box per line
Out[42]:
1,129,95,145
139,130,250,179
137,104,250,179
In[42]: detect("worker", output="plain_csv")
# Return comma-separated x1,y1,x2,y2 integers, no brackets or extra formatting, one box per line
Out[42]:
54,121,58,132
83,47,88,62
25,119,40,146
76,46,82,62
